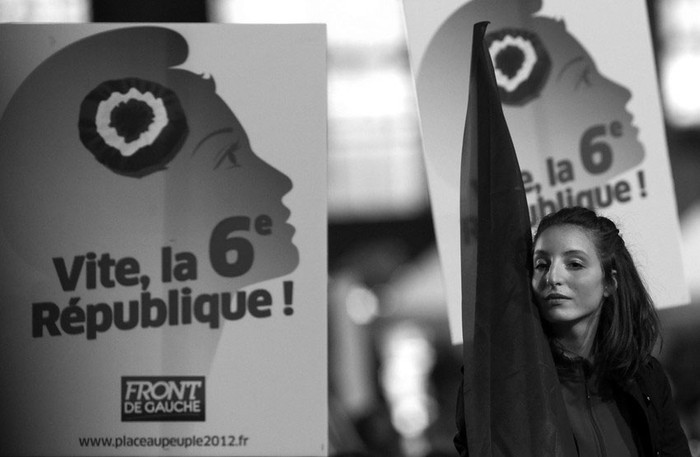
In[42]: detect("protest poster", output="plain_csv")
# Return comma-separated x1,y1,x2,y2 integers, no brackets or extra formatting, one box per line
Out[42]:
0,23,328,456
402,0,689,343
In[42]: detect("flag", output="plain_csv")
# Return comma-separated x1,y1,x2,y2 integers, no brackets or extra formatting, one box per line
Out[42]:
459,21,577,457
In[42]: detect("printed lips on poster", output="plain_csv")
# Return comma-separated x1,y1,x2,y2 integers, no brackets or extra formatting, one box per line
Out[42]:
403,0,689,343
0,24,327,456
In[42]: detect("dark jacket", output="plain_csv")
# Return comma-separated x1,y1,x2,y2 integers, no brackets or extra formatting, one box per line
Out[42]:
454,357,691,457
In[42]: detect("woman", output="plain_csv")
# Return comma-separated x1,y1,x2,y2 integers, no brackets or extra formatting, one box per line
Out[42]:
455,207,691,456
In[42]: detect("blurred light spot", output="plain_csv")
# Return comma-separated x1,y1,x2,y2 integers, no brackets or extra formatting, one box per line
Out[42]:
345,285,379,325
379,324,437,439
662,52,700,127
0,0,89,21
658,0,700,128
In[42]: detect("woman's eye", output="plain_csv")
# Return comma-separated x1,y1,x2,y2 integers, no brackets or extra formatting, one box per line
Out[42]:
534,261,548,270
567,261,584,269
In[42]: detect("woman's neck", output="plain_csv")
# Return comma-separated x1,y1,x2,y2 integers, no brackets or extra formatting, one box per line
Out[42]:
551,315,600,360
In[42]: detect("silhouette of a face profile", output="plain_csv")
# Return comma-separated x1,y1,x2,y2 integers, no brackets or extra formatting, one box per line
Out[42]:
0,26,299,289
492,17,644,186
417,0,644,191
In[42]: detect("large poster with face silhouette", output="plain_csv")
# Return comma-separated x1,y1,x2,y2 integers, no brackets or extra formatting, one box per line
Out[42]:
403,0,689,343
0,24,327,456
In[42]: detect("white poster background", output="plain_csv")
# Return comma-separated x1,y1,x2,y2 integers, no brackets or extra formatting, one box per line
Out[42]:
0,24,327,456
402,0,689,344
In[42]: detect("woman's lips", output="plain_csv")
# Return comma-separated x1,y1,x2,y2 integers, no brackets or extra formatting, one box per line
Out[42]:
546,293,569,299
543,292,569,305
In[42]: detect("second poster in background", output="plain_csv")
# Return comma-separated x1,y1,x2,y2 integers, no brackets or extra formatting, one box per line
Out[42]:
403,0,689,343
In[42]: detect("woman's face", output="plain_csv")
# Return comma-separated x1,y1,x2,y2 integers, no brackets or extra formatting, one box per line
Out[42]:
531,224,607,332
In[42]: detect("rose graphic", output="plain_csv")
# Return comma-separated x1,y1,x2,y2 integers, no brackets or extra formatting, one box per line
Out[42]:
485,28,551,106
79,77,188,176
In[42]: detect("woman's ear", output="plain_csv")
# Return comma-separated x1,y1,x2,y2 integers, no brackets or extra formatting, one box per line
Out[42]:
604,269,618,297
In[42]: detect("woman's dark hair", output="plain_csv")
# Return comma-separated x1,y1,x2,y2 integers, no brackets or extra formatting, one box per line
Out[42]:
533,206,660,385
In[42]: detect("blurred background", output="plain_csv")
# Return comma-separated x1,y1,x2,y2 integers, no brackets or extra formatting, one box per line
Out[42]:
1,0,699,456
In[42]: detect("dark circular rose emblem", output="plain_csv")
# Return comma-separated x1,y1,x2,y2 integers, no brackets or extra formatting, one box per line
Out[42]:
79,78,188,176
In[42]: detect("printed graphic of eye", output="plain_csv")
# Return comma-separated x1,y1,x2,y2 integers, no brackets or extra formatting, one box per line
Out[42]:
576,65,593,90
193,127,242,170
79,78,188,177
558,57,595,91
215,141,241,170
485,28,551,106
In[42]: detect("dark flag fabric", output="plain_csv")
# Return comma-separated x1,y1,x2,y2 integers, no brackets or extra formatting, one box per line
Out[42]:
459,22,577,457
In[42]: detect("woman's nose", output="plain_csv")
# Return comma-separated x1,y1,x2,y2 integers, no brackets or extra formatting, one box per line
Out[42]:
545,265,562,286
